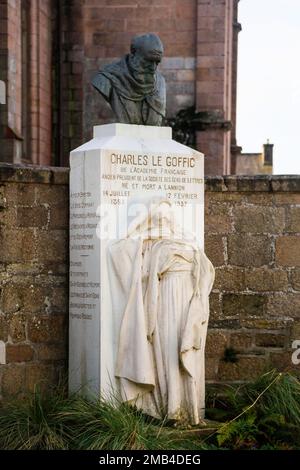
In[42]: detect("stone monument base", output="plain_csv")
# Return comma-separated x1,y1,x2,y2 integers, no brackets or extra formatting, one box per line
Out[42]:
69,124,205,404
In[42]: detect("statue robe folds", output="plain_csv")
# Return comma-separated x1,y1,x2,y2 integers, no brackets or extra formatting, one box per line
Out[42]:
108,231,215,424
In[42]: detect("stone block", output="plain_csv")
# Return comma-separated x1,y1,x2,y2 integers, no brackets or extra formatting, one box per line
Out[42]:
6,344,34,363
24,364,56,393
245,268,288,292
240,317,293,330
213,267,245,291
35,230,68,263
3,183,36,205
205,235,225,267
276,236,300,267
291,269,300,290
267,294,300,318
49,205,69,229
223,294,266,318
243,193,273,205
230,331,254,350
0,284,50,315
228,234,272,267
35,185,68,206
205,357,219,381
0,227,36,263
35,344,66,362
27,315,66,343
218,356,267,381
234,206,285,234
205,204,232,234
0,206,17,227
206,329,228,357
285,207,300,233
274,193,300,205
208,293,222,322
269,351,296,372
6,313,26,343
290,321,300,341
0,315,8,342
255,333,286,348
16,206,49,228
1,365,25,398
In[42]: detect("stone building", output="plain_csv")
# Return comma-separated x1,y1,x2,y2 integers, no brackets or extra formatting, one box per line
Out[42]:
0,0,241,175
236,142,274,175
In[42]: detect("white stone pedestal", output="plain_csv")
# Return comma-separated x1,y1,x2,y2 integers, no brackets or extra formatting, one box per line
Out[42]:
69,123,204,398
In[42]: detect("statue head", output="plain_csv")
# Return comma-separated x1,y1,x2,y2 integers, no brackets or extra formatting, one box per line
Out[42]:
128,33,164,84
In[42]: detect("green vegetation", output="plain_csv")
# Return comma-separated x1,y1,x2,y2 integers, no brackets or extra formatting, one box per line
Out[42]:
0,370,300,450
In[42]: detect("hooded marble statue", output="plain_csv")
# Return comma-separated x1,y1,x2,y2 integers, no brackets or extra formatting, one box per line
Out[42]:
92,33,166,126
108,194,215,425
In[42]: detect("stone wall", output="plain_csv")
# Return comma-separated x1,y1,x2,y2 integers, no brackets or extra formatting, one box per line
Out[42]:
0,164,68,400
1,164,299,400
205,176,300,383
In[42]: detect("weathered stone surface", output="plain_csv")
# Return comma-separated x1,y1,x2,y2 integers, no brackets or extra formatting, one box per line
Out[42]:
0,164,69,185
0,315,8,342
218,355,267,381
223,294,266,318
268,351,296,372
205,357,219,381
35,185,68,205
27,315,66,343
228,234,273,267
291,269,300,291
243,193,274,205
35,344,66,361
274,193,300,205
16,206,48,228
245,269,288,292
3,182,36,205
35,231,68,263
240,316,293,330
206,330,228,357
276,236,300,267
255,333,286,348
0,228,36,263
223,176,271,192
8,313,27,342
290,321,300,341
271,177,300,193
205,235,225,267
6,344,35,363
24,364,57,393
1,365,25,397
49,205,69,229
234,206,285,234
213,267,245,291
230,331,254,350
267,294,300,318
205,204,232,234
285,207,300,233
208,293,222,322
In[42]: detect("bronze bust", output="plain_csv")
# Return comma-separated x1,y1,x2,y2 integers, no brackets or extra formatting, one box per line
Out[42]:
92,33,166,126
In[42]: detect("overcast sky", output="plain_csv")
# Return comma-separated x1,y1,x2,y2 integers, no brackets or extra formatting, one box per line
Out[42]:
236,0,300,175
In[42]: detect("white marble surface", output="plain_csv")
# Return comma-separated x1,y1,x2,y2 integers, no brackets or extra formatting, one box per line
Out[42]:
69,124,205,403
0,81,5,105
0,340,6,364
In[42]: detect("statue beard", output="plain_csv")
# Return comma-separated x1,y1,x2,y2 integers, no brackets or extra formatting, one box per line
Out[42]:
128,55,156,87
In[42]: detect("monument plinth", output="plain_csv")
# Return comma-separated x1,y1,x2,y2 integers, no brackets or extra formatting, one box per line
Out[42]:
69,123,213,424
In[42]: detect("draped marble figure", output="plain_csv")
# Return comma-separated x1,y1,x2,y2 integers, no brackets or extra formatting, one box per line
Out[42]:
108,195,215,425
